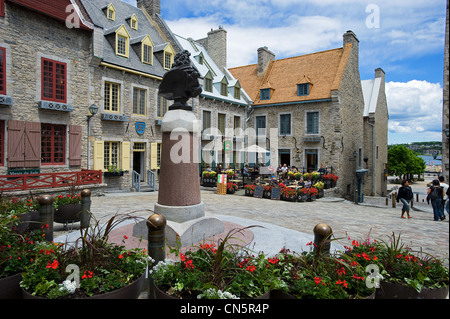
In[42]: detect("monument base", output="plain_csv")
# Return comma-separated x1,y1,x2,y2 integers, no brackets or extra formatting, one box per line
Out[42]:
133,212,224,247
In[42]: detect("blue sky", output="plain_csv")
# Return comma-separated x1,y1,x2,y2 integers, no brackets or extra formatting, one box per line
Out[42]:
125,0,447,145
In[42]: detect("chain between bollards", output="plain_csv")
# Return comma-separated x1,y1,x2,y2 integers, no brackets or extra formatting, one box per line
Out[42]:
313,223,333,256
147,213,167,299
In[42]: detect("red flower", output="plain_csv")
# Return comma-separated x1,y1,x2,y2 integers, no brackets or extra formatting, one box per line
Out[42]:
46,259,59,269
246,265,256,272
336,279,348,288
82,271,93,279
267,257,279,264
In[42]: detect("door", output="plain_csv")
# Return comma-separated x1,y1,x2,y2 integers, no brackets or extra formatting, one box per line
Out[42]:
278,149,290,167
305,149,318,172
133,142,145,181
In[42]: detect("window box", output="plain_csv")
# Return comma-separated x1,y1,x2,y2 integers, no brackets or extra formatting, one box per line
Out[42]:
104,171,124,177
38,100,73,112
101,113,128,122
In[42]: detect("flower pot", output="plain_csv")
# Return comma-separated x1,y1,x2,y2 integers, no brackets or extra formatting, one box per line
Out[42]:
318,189,324,198
307,194,316,201
54,203,82,223
245,189,254,196
375,281,449,299
0,273,23,299
104,171,124,177
22,273,145,299
226,188,235,194
297,193,308,202
281,194,296,202
263,190,271,199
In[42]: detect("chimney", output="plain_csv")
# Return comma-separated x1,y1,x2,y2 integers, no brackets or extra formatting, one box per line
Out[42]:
197,27,227,71
375,67,385,80
343,30,359,50
257,46,275,77
137,0,160,18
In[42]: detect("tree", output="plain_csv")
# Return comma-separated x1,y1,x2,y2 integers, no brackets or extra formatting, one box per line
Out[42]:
387,145,426,178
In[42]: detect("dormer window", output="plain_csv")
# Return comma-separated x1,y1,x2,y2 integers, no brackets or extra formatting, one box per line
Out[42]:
260,88,270,100
115,25,130,58
204,72,213,92
234,81,242,99
106,3,116,21
297,83,309,96
141,35,153,65
220,77,229,96
130,14,138,30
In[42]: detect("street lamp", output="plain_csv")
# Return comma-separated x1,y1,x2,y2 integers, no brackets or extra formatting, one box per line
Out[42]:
87,104,98,169
444,128,449,141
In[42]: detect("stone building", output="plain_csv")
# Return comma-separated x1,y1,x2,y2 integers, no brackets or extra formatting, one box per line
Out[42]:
174,31,252,171
443,0,449,185
361,68,388,196
0,0,93,180
230,31,388,200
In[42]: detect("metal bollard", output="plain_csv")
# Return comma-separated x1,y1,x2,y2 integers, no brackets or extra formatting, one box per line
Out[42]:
147,213,167,299
80,189,92,229
392,193,396,208
38,195,54,242
313,223,332,256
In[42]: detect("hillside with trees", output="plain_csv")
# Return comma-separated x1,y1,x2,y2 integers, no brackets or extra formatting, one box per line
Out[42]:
387,145,426,179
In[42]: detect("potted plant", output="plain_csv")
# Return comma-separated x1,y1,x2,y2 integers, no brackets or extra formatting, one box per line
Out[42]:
322,174,332,189
271,246,376,299
0,213,46,299
53,193,82,224
244,184,255,196
202,171,217,187
225,170,236,179
104,165,124,177
1,196,40,233
297,188,309,202
345,233,449,299
307,187,318,201
263,185,273,199
293,172,303,181
20,214,149,299
313,182,324,198
151,227,288,299
329,174,339,188
226,182,238,194
311,171,320,181
281,187,297,202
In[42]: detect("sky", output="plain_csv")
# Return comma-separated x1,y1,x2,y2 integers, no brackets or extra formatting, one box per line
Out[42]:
125,0,447,145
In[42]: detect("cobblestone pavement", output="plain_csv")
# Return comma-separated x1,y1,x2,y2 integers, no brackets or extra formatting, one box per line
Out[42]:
54,178,449,262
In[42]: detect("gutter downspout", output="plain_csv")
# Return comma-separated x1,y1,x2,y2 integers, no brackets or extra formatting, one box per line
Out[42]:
367,118,375,196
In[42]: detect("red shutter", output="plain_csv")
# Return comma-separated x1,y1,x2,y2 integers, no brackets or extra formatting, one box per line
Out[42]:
69,125,82,166
7,120,25,168
24,121,41,168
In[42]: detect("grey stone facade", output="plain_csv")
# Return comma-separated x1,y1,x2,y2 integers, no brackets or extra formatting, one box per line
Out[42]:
1,1,92,176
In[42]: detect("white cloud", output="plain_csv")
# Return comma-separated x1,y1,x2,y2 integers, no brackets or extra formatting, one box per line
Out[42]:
386,80,443,139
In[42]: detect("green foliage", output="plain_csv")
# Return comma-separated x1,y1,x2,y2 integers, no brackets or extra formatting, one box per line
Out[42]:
387,145,426,176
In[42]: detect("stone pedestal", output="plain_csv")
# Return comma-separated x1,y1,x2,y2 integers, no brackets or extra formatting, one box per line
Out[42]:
149,109,224,246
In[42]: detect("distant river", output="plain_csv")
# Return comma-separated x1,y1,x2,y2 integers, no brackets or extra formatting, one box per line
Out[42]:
419,155,442,166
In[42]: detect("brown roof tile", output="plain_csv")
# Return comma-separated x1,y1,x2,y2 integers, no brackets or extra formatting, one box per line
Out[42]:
229,44,352,106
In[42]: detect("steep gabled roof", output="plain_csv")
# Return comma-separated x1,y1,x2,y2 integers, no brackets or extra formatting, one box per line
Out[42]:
175,34,252,107
6,0,92,30
229,44,352,106
361,77,382,117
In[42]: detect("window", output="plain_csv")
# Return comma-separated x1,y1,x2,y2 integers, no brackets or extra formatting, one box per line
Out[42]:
41,58,66,103
143,44,152,64
297,83,309,96
204,78,213,92
104,82,120,112
150,142,161,169
117,35,127,56
41,124,65,165
157,95,168,118
234,87,240,99
218,113,226,135
220,82,228,96
130,14,138,30
0,47,5,95
164,52,173,70
260,88,270,100
305,149,318,171
306,111,319,134
234,116,241,132
133,88,146,115
104,141,119,170
202,110,211,131
279,114,291,136
106,3,115,21
157,143,162,168
256,115,266,136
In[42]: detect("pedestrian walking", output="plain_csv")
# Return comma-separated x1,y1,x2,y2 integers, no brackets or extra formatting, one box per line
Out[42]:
438,176,449,216
427,179,445,221
397,179,413,219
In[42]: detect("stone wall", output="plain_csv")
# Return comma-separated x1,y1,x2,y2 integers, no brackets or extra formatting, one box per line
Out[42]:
443,0,449,184
0,3,92,175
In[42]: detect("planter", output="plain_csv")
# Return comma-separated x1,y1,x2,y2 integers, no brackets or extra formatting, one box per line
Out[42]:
245,189,254,196
307,194,316,201
317,189,324,198
281,194,296,202
263,190,272,199
22,273,145,299
202,178,217,187
226,188,235,194
54,203,82,223
297,193,308,202
0,273,23,299
375,281,449,299
324,180,331,189
104,171,124,177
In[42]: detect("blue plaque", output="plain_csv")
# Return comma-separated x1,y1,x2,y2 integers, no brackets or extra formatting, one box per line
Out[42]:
135,122,146,135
